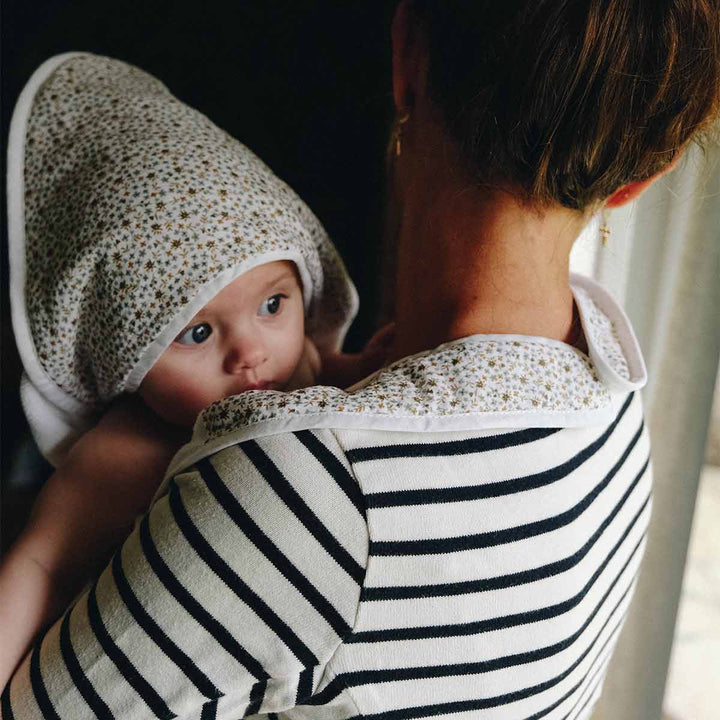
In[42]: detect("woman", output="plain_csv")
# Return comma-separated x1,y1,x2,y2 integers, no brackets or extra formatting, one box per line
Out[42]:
3,1,719,718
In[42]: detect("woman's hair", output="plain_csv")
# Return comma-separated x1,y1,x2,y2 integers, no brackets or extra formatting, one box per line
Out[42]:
409,0,720,210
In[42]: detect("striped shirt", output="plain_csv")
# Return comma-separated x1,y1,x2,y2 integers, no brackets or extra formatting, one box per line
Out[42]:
3,275,651,720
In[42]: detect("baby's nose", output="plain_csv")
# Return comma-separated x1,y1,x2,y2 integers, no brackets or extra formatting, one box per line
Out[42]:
224,335,268,373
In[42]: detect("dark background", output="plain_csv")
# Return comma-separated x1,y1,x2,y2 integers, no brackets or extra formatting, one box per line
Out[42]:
1,0,396,548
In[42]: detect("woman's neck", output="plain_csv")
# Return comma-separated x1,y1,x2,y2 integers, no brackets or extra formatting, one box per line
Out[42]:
387,140,588,363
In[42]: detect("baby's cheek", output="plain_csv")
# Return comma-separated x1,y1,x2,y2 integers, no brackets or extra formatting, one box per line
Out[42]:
140,355,227,428
151,378,217,427
181,387,223,424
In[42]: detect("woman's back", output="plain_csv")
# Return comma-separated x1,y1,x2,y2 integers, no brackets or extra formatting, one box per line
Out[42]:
327,393,649,718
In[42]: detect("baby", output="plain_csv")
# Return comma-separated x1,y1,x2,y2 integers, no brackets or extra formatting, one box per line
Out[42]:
0,53,383,687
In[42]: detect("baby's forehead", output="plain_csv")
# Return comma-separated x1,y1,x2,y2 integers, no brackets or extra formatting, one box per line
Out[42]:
198,260,303,312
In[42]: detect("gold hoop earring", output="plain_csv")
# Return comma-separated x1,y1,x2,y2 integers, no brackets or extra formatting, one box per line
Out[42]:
393,113,410,157
599,209,610,246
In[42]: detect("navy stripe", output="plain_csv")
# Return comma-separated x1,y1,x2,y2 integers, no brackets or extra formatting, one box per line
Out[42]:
197,458,354,639
294,430,366,519
87,583,175,719
111,548,222,700
303,677,344,706
567,675,605,720
59,609,115,719
525,684,574,720
351,484,649,644
560,650,611,720
242,440,365,584
370,425,646,557
356,608,628,720
168,479,318,667
365,393,635,508
343,530,642,678
246,679,267,715
1,683,15,720
562,621,618,720
296,666,314,704
526,637,614,720
346,427,562,463
200,699,218,720
30,639,60,720
524,674,582,720
362,454,650,601
138,513,268,679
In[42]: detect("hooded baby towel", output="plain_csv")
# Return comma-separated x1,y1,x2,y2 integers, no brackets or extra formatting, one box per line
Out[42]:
7,53,358,466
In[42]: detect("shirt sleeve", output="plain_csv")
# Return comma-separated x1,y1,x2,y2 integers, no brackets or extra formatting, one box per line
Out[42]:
2,429,368,720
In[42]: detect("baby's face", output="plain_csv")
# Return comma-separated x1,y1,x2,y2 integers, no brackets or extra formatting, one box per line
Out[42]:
139,260,306,427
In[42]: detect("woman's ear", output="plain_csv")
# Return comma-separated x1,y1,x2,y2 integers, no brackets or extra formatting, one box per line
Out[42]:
604,177,655,208
605,154,683,208
391,0,426,112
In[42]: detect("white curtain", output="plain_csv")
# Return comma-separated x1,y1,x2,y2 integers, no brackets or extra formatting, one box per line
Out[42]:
571,141,720,719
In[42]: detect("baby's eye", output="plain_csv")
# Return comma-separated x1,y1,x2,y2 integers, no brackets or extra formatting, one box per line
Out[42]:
175,322,213,345
258,293,286,316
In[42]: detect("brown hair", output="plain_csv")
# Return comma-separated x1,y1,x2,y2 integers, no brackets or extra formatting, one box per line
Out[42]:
409,0,720,210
